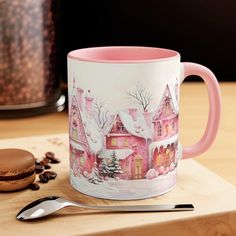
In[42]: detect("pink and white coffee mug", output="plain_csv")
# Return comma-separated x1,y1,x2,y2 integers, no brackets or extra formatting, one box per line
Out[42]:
67,46,221,200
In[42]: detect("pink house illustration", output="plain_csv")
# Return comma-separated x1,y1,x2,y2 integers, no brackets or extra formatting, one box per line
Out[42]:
69,85,103,175
69,82,178,181
150,85,178,171
98,109,152,180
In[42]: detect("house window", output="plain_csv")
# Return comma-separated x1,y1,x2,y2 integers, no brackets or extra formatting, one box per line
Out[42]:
72,128,78,140
123,138,129,147
80,156,85,166
111,138,117,146
157,123,162,136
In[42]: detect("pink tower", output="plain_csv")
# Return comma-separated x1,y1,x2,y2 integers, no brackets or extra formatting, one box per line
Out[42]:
128,108,137,121
143,111,152,128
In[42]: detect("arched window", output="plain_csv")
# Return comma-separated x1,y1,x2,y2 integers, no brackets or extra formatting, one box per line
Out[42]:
123,138,129,147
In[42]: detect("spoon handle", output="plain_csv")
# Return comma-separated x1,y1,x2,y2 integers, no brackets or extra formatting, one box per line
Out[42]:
79,203,194,212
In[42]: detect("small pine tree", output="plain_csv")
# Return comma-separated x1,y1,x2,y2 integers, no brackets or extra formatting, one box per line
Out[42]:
99,158,109,177
107,151,123,178
88,162,103,184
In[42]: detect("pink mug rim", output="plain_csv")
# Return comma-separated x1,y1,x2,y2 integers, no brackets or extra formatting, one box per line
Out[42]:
68,46,180,63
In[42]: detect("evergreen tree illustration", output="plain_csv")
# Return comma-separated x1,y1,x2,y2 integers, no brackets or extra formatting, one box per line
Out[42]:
108,151,123,178
99,158,109,177
88,162,103,184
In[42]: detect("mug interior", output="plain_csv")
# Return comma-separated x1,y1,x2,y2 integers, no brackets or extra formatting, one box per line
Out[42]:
68,46,180,63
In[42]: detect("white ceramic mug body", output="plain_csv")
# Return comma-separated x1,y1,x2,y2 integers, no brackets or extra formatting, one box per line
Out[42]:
67,47,180,200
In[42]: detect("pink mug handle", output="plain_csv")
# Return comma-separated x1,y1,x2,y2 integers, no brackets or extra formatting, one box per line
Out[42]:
180,62,221,159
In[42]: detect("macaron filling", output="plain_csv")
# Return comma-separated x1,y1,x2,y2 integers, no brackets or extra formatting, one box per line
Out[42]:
0,170,35,181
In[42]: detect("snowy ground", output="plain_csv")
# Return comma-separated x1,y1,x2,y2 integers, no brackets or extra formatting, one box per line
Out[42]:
70,169,177,200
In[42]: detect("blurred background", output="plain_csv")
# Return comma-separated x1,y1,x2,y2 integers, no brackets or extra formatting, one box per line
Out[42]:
0,0,235,117
60,0,236,82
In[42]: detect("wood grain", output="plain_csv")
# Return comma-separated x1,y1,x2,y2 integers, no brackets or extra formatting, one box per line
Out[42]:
0,134,236,236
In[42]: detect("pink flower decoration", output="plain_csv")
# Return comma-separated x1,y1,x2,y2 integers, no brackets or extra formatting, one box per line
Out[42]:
158,166,165,175
146,169,156,179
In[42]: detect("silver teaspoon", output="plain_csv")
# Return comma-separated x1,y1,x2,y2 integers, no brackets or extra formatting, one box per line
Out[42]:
16,196,194,221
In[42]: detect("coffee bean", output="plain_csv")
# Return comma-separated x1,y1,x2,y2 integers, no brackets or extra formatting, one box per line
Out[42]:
44,171,57,180
35,165,45,174
43,157,52,163
39,174,49,183
44,164,51,169
45,152,55,160
35,159,41,165
30,183,40,191
42,171,51,181
40,160,48,166
51,158,61,164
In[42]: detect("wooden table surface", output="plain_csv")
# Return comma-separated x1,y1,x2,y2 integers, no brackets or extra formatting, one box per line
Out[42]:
0,82,235,236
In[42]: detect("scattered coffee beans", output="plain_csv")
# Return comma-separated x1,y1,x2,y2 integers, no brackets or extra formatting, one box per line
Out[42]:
35,165,45,174
42,171,51,181
44,171,57,180
44,164,51,170
44,158,52,163
39,174,49,183
30,183,40,191
33,151,60,188
35,159,41,165
50,158,61,164
45,152,55,160
40,160,51,169
44,152,60,164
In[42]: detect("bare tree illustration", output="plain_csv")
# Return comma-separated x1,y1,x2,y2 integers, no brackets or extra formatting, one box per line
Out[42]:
126,82,152,111
94,99,109,129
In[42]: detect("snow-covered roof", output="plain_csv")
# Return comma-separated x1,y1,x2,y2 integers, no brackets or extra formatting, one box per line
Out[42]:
71,86,103,154
98,149,133,160
104,111,152,140
69,139,85,151
80,109,103,153
119,111,152,139
149,134,178,151
153,85,178,120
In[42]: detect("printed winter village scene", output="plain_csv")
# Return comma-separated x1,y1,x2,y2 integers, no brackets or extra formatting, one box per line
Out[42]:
69,78,179,199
